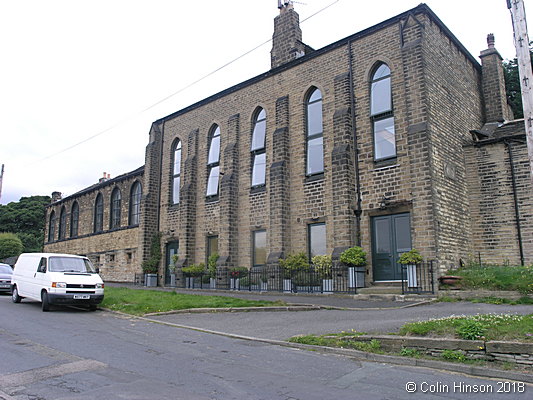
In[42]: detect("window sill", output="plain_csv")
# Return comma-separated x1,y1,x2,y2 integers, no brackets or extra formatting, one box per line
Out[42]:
205,195,220,204
305,173,324,184
250,185,266,195
373,158,398,170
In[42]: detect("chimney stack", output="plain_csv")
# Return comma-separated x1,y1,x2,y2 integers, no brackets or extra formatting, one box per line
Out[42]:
271,1,306,69
480,34,513,122
51,191,62,203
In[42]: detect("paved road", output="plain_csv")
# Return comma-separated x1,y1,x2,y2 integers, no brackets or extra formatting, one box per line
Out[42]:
149,297,533,340
2,294,530,399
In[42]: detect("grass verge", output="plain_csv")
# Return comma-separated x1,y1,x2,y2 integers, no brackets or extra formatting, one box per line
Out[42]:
101,287,286,315
446,264,533,294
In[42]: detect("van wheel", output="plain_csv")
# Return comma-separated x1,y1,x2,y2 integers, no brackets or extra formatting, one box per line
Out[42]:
12,286,21,303
41,291,50,312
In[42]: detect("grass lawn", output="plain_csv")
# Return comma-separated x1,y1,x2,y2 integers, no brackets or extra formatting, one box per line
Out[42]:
446,264,533,294
101,286,285,315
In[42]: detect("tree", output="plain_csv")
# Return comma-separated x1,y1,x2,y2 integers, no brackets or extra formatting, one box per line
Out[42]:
0,195,50,252
0,232,24,260
503,46,533,119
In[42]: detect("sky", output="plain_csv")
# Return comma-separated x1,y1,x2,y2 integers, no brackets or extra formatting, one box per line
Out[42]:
0,0,527,205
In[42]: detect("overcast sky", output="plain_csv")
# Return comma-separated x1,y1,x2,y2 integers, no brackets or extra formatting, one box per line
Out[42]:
0,0,526,205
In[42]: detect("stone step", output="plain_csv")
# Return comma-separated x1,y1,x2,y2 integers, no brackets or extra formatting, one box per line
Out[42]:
357,286,403,295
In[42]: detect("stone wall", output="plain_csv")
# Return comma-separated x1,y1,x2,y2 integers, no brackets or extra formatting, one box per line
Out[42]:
43,168,143,282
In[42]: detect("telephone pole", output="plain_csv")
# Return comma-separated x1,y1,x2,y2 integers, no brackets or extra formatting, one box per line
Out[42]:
507,0,533,187
0,164,4,202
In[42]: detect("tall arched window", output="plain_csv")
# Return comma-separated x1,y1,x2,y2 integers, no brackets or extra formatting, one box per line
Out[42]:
70,202,79,238
94,193,104,233
110,188,121,229
251,108,266,187
129,181,142,226
370,63,396,160
48,211,56,242
58,206,67,240
206,125,221,197
172,140,182,204
306,88,324,176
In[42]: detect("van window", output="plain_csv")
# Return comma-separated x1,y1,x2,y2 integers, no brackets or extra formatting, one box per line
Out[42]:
48,257,96,273
37,258,47,273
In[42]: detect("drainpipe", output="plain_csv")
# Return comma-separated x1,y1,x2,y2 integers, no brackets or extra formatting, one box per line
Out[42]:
505,139,525,266
348,41,362,246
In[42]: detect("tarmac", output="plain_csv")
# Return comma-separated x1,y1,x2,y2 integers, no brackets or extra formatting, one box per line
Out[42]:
107,283,533,383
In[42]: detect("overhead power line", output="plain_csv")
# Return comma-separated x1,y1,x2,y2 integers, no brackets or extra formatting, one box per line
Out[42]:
36,0,340,163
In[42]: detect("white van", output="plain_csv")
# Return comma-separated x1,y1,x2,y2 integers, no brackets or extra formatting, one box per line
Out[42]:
11,253,104,312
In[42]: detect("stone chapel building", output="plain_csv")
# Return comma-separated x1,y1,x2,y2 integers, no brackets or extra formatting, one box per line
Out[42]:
43,3,533,289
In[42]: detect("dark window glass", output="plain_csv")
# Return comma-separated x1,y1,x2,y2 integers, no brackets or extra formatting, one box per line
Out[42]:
253,230,267,267
129,182,142,226
48,211,56,242
58,207,67,240
370,63,396,160
308,223,326,259
207,236,218,260
70,202,79,237
207,126,221,197
110,189,121,229
94,194,104,233
306,88,324,176
172,140,182,204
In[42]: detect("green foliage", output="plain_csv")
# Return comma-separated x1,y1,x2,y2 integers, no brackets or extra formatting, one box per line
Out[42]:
398,249,423,265
182,263,206,277
400,347,421,358
141,232,162,274
101,287,285,315
0,232,24,259
502,50,533,119
457,320,486,340
207,252,219,278
168,254,179,273
449,264,533,294
239,275,258,287
292,271,321,287
288,334,381,353
0,195,50,253
279,252,309,278
340,246,366,267
441,350,466,362
312,254,332,279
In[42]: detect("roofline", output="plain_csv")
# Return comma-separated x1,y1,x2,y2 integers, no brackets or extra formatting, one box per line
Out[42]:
155,3,480,125
47,166,144,208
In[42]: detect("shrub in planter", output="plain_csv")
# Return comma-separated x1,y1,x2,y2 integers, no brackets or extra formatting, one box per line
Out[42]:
207,253,219,279
229,266,248,279
340,246,367,267
398,249,423,265
142,232,162,274
279,252,309,279
182,263,206,277
312,255,332,279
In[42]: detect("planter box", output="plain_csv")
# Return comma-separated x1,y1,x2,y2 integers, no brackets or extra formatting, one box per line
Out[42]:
230,278,240,290
260,282,268,292
210,278,216,289
145,273,157,287
283,279,292,293
169,273,176,287
322,279,333,293
406,264,418,288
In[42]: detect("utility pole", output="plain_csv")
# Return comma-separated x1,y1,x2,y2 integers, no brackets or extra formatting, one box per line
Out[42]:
507,0,533,187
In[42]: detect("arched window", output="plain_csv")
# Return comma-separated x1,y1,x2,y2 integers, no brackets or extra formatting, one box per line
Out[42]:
251,108,266,187
172,140,182,204
58,206,67,240
370,63,396,160
70,202,79,238
306,88,324,176
94,193,104,233
48,211,56,242
110,188,121,229
206,125,221,197
129,181,142,226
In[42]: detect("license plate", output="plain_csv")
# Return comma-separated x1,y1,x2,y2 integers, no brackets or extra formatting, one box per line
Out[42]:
0,284,10,288
73,294,90,300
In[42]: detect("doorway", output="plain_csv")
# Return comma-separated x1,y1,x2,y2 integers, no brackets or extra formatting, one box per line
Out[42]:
371,213,412,281
165,241,179,285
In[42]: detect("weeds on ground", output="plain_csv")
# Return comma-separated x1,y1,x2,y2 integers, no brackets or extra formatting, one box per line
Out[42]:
447,264,533,294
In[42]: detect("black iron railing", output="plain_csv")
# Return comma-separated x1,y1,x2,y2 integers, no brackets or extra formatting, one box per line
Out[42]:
400,261,435,294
